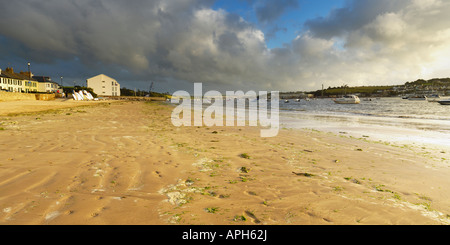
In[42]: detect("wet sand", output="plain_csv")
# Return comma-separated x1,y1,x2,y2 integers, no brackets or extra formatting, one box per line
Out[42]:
1,100,450,225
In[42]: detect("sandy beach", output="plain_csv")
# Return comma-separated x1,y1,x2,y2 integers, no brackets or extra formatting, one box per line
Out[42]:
1,100,450,225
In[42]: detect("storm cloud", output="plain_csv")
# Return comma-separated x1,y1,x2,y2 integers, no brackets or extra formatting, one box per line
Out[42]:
1,0,450,92
254,0,298,23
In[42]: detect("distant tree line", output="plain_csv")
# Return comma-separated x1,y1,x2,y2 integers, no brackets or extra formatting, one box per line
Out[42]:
405,78,450,86
311,85,394,97
120,87,169,98
308,77,450,97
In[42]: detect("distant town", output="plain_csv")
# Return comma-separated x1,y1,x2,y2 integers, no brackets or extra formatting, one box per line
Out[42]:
280,78,450,99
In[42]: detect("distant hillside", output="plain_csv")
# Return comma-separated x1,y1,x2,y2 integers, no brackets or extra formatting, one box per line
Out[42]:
405,78,450,86
310,85,395,97
307,78,450,97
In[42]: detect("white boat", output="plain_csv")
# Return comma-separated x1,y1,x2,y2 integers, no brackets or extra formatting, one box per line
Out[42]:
72,90,82,100
334,95,360,104
438,99,450,105
408,95,427,101
284,100,289,103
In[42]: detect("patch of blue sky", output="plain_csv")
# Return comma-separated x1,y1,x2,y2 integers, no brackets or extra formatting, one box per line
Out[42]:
212,0,347,49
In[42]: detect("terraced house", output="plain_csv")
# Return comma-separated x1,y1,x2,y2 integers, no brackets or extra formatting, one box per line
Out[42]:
0,67,38,92
33,76,60,93
0,67,61,93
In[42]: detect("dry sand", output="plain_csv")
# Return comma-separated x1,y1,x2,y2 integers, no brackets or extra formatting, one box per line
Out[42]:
1,100,450,225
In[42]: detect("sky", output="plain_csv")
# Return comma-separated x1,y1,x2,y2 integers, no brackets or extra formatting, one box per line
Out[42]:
1,0,450,93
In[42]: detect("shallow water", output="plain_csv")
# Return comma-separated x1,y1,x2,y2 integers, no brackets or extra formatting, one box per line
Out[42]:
176,96,450,150
279,97,450,149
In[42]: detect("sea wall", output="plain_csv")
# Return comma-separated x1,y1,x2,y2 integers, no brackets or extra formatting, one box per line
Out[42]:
0,91,36,101
0,91,56,101
35,93,55,101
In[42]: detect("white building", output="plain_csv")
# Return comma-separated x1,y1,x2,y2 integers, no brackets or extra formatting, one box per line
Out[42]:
0,68,36,93
33,76,60,93
86,74,120,97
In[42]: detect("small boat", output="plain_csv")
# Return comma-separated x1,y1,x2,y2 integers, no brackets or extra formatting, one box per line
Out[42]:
284,100,289,103
408,95,427,101
438,99,450,105
334,95,360,104
427,94,441,102
295,99,300,102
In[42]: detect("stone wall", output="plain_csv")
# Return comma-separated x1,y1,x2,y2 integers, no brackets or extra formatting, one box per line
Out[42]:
35,93,55,101
0,91,36,101
0,91,56,101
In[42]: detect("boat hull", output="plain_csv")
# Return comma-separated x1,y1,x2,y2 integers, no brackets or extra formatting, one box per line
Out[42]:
438,100,450,105
334,100,360,104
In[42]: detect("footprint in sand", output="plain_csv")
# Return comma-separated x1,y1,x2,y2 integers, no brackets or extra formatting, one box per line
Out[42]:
244,210,261,224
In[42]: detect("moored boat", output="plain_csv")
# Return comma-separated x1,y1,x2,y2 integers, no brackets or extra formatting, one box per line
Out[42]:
334,95,360,104
408,95,427,101
438,99,450,105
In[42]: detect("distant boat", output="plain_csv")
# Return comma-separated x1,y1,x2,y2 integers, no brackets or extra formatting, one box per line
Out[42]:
427,94,441,102
295,99,300,102
408,95,427,101
334,95,360,104
284,100,289,103
438,99,450,105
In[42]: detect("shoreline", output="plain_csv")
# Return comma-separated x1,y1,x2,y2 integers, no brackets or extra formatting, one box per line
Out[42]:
1,100,450,225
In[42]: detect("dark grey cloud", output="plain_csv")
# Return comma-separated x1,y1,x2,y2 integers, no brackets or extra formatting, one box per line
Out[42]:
1,0,450,93
304,0,409,39
254,0,298,23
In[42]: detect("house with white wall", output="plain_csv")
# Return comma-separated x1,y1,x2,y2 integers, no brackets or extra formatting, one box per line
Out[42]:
0,67,37,92
33,76,60,93
86,74,120,97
